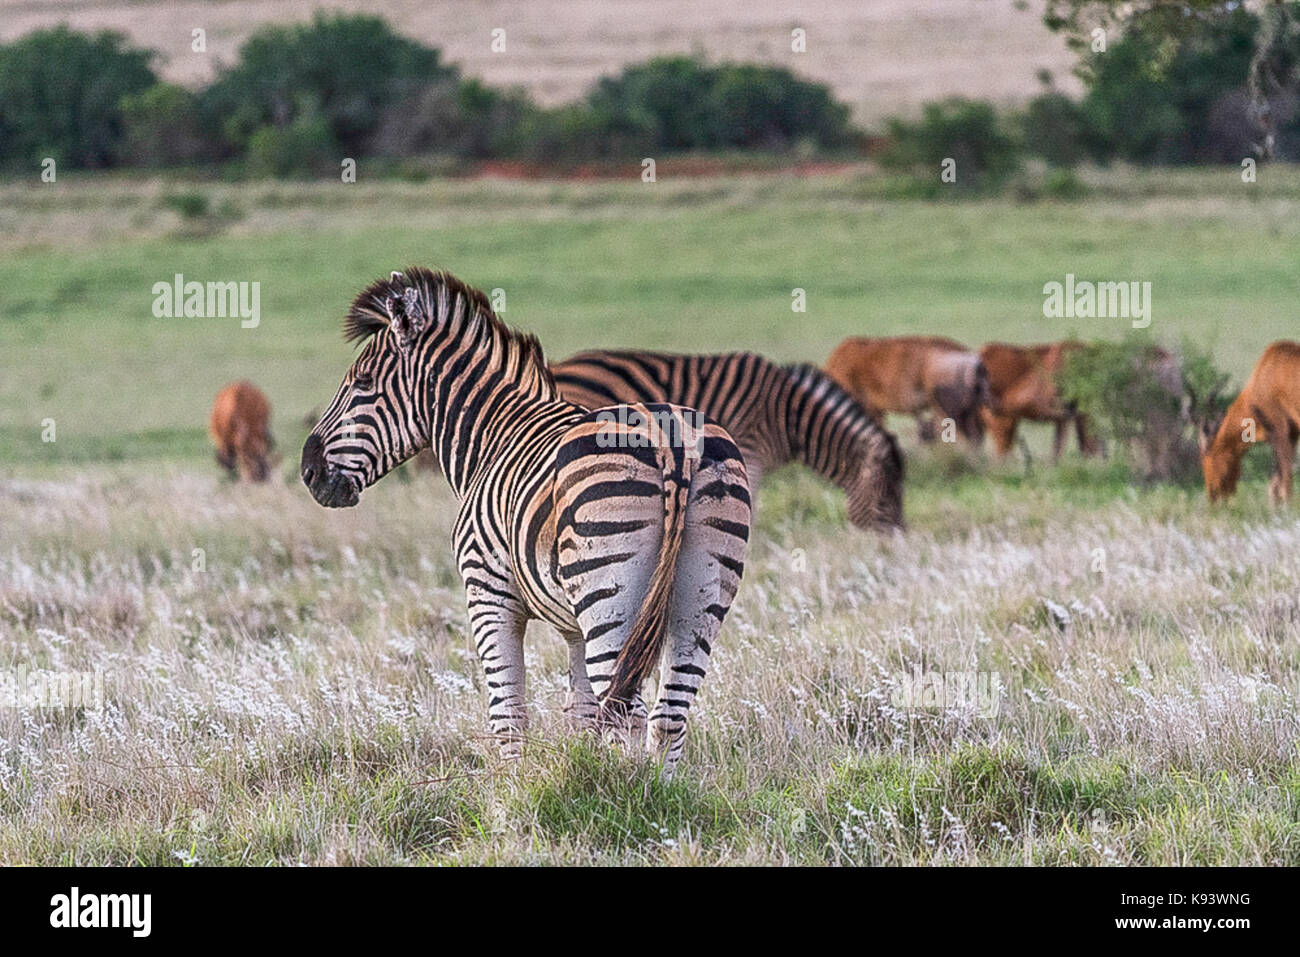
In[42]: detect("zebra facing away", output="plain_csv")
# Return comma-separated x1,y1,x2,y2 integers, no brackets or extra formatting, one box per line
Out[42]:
300,268,751,777
551,351,906,532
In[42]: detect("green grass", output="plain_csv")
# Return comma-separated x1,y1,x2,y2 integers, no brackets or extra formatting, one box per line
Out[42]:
2,168,1299,865
3,167,1299,467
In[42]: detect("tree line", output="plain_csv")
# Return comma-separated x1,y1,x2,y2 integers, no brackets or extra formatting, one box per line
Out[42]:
0,7,1296,179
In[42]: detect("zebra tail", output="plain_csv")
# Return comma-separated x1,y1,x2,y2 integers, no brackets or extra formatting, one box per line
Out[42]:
604,446,695,706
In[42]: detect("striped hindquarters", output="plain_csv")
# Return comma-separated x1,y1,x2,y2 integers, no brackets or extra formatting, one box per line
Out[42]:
551,402,749,763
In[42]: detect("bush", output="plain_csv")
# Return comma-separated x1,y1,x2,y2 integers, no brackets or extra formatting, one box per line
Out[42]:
1058,334,1229,482
0,26,156,168
367,78,533,159
453,80,534,159
203,13,456,157
582,55,856,154
517,104,653,162
1020,91,1088,167
709,63,854,150
162,191,210,220
244,109,339,178
1041,167,1089,200
119,83,216,167
880,98,1022,193
587,56,719,151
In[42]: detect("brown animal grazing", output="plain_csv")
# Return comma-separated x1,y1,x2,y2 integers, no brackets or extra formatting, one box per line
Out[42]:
209,381,275,482
1199,341,1300,505
825,335,990,444
978,341,1101,460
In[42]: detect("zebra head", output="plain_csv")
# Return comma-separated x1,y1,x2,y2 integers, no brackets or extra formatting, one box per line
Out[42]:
845,428,906,532
302,270,434,508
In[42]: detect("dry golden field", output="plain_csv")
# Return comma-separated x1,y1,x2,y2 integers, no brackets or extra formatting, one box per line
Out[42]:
0,0,1080,122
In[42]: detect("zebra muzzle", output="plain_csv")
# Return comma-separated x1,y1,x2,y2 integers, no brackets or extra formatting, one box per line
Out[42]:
301,434,362,508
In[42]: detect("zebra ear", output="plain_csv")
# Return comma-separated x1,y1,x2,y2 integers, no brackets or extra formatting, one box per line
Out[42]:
386,283,426,351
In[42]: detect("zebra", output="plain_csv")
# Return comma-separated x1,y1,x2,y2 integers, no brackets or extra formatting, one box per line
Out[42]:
300,268,751,777
551,350,906,532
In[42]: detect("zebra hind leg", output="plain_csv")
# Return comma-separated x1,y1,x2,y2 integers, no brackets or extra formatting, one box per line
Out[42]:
647,460,749,779
597,693,647,751
564,633,647,748
556,497,662,752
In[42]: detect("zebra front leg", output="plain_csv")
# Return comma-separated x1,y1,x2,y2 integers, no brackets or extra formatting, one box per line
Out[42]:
466,594,530,759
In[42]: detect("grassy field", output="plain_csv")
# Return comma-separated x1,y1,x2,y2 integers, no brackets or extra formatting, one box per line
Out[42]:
4,166,1299,464
2,168,1300,864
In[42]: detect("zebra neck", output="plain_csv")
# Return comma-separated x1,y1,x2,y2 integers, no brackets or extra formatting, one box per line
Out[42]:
424,376,563,497
783,377,872,488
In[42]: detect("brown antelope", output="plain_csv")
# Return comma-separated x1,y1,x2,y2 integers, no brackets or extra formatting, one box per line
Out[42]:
978,341,1100,460
1199,341,1300,505
209,381,275,482
825,335,990,444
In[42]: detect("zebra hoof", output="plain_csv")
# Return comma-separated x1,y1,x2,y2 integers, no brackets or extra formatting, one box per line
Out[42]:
495,734,525,761
563,693,599,732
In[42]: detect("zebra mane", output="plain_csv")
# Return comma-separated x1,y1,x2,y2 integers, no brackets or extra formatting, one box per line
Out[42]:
344,267,558,400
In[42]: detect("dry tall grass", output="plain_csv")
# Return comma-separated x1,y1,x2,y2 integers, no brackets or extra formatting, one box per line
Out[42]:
2,461,1297,865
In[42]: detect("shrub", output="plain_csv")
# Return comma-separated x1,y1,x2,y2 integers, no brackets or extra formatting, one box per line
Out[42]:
587,56,720,151
453,80,534,159
202,13,456,157
583,55,856,154
880,98,1022,193
367,78,533,159
517,104,653,162
119,83,216,167
0,26,156,168
1041,167,1089,200
162,191,210,220
244,109,339,178
1058,334,1229,482
709,63,854,150
1020,91,1088,167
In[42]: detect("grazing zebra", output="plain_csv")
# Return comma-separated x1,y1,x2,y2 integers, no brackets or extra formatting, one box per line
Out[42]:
551,350,906,531
300,268,751,777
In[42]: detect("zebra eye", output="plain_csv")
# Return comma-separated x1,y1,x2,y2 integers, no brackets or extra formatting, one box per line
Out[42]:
354,371,375,392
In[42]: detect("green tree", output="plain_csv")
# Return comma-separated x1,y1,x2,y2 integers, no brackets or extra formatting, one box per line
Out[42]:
203,13,457,157
0,26,156,168
1044,1,1300,159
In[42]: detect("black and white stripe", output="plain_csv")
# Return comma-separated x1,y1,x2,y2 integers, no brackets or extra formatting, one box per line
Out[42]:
301,269,751,776
552,350,905,531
